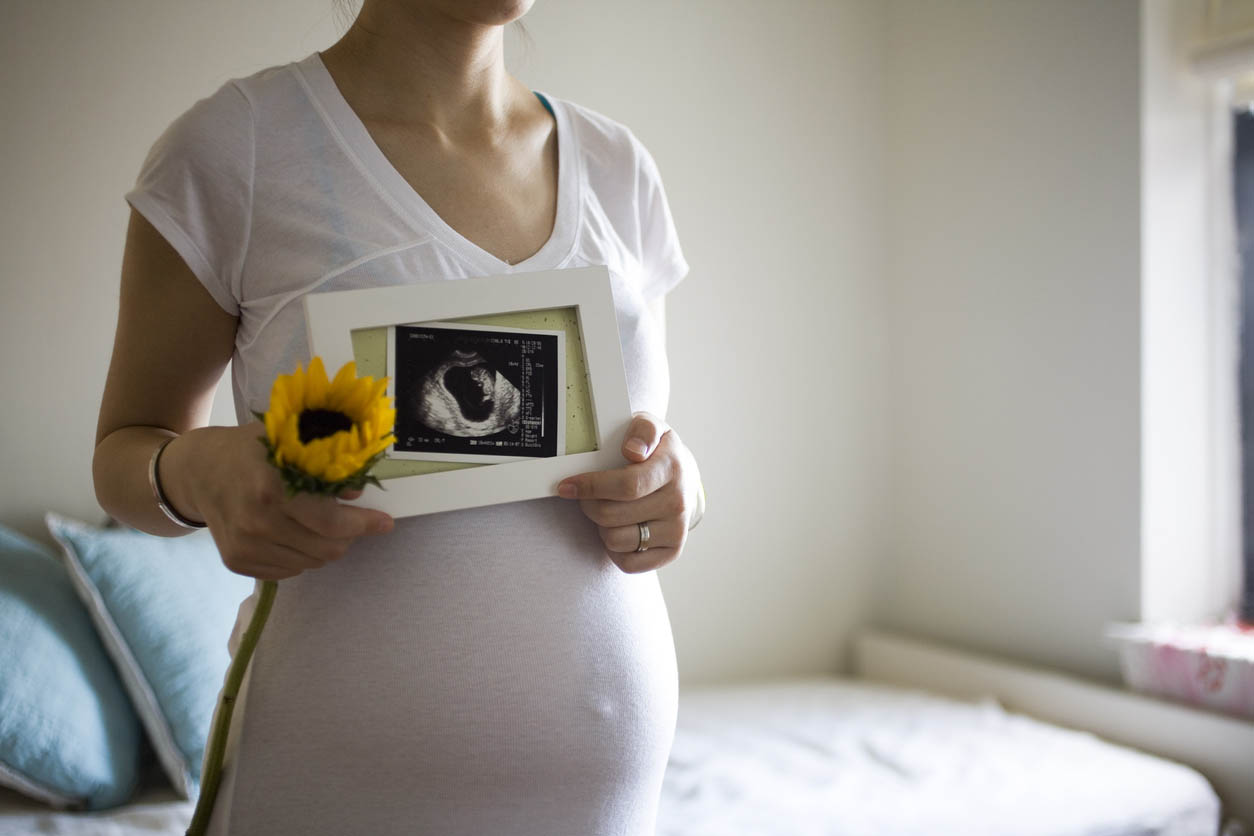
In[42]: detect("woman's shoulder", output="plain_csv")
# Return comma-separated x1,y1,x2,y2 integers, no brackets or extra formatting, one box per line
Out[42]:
135,55,326,193
544,95,668,190
549,96,635,147
551,97,657,162
163,54,319,135
544,95,687,293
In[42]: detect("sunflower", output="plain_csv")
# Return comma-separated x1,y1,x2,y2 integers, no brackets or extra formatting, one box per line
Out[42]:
254,356,396,496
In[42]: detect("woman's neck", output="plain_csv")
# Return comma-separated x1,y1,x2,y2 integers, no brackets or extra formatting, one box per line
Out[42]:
320,1,523,146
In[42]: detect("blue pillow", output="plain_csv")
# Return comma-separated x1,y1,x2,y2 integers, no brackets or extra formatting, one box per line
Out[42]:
0,523,141,810
45,513,254,801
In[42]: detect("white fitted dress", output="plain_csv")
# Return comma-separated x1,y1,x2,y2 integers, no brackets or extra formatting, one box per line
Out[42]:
125,52,688,835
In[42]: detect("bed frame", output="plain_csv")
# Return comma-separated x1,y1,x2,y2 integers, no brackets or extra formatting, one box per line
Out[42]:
853,629,1254,828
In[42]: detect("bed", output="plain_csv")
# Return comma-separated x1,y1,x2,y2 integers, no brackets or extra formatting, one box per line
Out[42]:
0,676,1220,836
658,676,1220,836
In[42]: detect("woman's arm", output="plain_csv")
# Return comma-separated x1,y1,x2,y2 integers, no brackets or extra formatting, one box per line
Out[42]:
93,209,238,536
93,210,393,579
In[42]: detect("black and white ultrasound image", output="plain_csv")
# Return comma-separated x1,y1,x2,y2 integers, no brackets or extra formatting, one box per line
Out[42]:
392,324,561,460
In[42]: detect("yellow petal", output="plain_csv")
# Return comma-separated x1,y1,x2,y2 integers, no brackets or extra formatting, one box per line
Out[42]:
266,375,290,427
305,357,329,410
378,407,396,437
268,388,287,425
327,361,358,410
265,408,281,446
342,431,363,457
303,438,333,479
361,435,394,460
277,414,303,466
287,365,306,412
368,376,390,408
333,430,351,460
339,383,375,424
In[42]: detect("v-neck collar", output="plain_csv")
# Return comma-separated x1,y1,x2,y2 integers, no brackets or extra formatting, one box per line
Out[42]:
293,51,580,276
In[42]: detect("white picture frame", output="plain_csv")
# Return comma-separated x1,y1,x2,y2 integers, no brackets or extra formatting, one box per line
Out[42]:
303,265,632,518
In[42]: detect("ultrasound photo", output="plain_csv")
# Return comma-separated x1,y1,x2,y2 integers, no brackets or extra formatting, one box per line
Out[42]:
388,322,565,462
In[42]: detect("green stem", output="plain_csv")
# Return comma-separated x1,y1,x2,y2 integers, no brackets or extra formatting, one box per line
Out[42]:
185,579,278,836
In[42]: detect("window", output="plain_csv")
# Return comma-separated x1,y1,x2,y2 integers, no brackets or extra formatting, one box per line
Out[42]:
1232,109,1254,623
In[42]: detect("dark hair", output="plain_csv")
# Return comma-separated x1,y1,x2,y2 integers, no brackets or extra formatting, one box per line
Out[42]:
511,18,533,60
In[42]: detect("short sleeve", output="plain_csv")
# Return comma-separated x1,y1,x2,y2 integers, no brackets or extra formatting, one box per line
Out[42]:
124,82,254,316
631,134,689,301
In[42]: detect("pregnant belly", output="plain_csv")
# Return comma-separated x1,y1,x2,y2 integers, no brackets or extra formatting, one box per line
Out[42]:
221,496,678,835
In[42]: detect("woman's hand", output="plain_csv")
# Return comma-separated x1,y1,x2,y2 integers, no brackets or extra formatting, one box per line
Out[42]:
557,412,701,574
163,421,395,581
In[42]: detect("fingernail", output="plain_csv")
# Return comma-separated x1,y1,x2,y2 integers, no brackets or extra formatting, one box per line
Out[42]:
625,439,648,457
558,481,578,499
374,517,394,534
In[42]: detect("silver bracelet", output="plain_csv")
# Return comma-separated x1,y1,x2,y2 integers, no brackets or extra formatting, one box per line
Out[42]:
148,437,206,529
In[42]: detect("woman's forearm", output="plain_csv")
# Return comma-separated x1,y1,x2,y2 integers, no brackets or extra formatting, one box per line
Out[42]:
93,425,207,537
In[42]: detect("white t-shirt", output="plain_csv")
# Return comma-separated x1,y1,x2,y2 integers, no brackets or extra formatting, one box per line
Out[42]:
125,53,689,836
127,52,688,426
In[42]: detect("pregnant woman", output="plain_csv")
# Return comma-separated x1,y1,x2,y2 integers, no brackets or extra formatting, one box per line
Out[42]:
91,1,703,833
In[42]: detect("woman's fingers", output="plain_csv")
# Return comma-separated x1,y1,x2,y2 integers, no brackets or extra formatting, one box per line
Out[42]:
555,418,701,575
577,477,686,528
282,491,394,539
559,418,685,502
225,562,292,582
217,535,327,579
215,506,380,579
597,516,686,554
261,512,356,564
608,544,683,575
560,452,674,502
184,423,395,582
621,412,669,462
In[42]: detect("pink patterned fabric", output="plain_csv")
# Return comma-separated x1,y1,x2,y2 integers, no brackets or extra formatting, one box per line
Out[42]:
1108,622,1254,719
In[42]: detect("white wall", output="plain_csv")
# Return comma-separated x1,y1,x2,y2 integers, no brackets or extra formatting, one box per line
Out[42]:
0,0,329,537
876,0,1144,682
0,0,890,687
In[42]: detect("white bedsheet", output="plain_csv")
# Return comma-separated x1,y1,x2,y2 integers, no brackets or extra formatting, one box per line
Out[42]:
656,677,1221,836
0,676,1221,835
0,783,190,836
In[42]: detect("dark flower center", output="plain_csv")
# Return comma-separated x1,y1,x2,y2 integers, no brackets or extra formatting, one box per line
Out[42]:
298,409,353,443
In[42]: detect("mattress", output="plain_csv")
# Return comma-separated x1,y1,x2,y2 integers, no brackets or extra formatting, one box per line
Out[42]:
657,676,1221,836
0,677,1221,835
